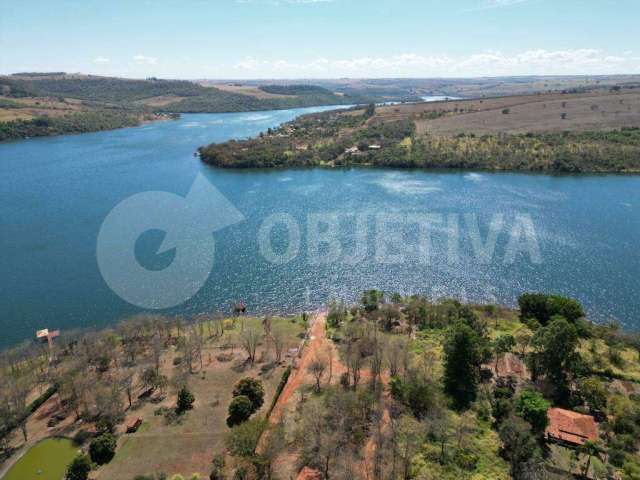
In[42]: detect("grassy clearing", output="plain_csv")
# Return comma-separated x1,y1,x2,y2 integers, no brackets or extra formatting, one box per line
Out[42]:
579,337,640,382
94,316,305,480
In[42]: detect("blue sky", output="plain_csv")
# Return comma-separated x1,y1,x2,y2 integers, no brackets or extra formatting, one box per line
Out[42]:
1,0,639,78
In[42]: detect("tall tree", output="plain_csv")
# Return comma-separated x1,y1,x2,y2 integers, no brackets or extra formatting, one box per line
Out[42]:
443,322,482,409
530,316,580,401
499,415,540,480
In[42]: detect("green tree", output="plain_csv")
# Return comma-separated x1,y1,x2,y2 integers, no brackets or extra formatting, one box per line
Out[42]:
578,377,607,414
232,378,264,413
227,395,254,427
443,322,482,409
66,454,92,480
326,299,348,328
518,293,584,326
365,103,376,117
498,416,540,480
89,433,117,465
390,375,438,419
515,390,550,434
530,316,580,401
577,440,605,478
176,387,195,413
225,418,267,457
361,289,384,312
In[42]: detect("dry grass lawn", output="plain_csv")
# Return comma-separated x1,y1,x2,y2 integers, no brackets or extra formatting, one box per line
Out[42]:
204,84,292,99
93,316,306,480
415,92,640,136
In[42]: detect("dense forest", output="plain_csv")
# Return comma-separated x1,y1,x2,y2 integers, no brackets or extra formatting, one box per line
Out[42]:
199,105,640,173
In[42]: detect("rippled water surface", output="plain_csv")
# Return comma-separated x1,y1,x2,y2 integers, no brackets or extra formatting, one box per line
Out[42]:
1,106,639,347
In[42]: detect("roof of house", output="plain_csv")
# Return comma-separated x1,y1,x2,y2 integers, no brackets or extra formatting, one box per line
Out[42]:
297,467,323,480
545,408,599,446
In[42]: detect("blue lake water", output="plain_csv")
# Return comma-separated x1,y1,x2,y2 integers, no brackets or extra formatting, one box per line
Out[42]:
1,106,639,347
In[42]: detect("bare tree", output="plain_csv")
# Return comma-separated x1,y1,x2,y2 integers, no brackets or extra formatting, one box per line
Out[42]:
454,411,474,450
241,328,261,366
386,337,404,378
426,405,451,464
272,326,286,363
182,325,204,372
118,368,136,409
95,375,125,430
347,344,363,389
370,340,384,393
150,334,164,375
262,316,272,337
309,358,327,393
6,374,32,442
213,314,224,337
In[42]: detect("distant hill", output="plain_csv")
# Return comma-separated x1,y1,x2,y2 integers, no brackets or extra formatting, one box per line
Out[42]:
0,74,365,113
0,73,377,141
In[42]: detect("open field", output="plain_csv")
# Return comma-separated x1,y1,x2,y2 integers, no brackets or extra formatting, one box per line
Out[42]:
94,316,306,479
200,83,294,99
0,95,84,122
413,91,640,136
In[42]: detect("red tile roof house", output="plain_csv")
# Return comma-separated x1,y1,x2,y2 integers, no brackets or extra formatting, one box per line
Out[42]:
545,407,599,447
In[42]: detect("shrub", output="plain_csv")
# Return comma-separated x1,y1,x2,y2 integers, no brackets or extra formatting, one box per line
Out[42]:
65,454,92,480
176,387,195,413
608,447,626,467
89,433,117,465
210,454,225,480
232,378,264,413
454,450,479,470
516,390,550,434
72,429,93,446
340,372,350,389
225,418,267,457
267,366,291,417
502,108,510,114
227,396,254,427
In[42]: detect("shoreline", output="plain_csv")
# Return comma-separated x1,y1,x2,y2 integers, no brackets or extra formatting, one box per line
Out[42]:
2,298,638,356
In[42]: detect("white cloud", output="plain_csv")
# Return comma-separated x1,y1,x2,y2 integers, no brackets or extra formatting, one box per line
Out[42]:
133,54,158,65
462,0,534,12
92,57,110,64
483,0,531,7
472,0,532,9
232,49,639,78
236,0,334,4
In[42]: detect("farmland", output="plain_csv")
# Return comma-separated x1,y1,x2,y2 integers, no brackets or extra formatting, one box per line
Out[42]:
200,87,640,173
